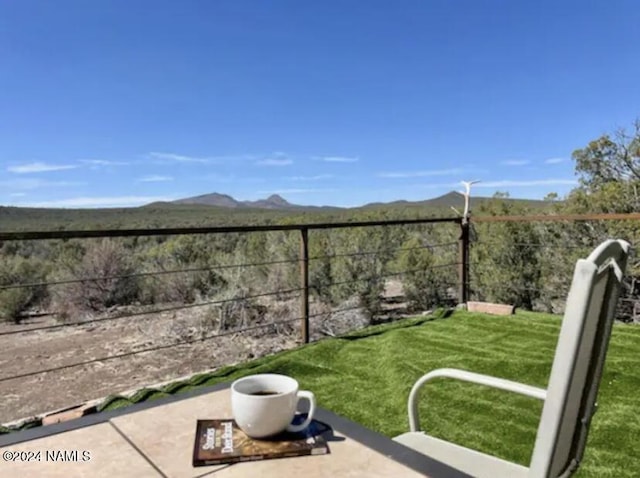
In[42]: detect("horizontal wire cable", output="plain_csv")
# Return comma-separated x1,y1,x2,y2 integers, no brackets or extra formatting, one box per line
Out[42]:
0,258,297,291
0,286,305,337
2,264,460,336
470,241,599,250
0,301,422,383
0,317,304,383
309,241,458,261
1,243,459,291
321,263,459,289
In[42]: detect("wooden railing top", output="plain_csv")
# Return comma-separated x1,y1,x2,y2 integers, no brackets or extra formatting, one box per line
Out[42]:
472,212,640,223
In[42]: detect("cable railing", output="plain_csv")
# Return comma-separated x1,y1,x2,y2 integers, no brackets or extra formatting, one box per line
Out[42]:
0,277,464,385
1,287,471,386
0,257,297,291
0,217,463,421
308,241,459,261
0,242,458,292
0,261,459,337
2,211,640,426
0,277,457,385
468,218,640,321
470,240,595,250
0,262,460,338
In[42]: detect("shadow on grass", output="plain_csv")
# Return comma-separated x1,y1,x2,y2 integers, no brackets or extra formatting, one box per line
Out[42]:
96,309,456,414
337,308,455,342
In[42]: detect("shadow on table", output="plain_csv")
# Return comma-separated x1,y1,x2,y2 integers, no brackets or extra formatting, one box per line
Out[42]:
259,415,345,443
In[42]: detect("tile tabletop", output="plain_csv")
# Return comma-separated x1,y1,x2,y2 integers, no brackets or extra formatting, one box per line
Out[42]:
0,422,162,478
1,383,470,478
111,388,428,478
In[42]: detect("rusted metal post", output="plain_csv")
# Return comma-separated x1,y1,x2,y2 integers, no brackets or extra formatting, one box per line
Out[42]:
458,221,470,305
300,227,310,343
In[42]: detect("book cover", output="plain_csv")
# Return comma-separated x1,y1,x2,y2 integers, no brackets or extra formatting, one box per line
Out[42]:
192,416,330,466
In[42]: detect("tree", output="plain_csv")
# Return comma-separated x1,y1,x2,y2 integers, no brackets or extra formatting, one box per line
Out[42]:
568,119,640,214
573,119,640,191
394,235,448,311
558,118,640,321
470,193,542,309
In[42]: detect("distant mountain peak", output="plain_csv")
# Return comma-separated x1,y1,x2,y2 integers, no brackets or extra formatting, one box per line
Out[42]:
172,191,300,210
265,194,290,205
173,192,241,208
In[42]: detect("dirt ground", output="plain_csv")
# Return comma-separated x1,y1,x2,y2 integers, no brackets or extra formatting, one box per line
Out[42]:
0,308,293,425
0,280,408,425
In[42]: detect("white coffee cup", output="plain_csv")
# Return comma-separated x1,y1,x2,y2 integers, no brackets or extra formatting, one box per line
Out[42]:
231,373,316,439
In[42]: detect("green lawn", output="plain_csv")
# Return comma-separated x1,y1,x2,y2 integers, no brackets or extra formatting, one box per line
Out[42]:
99,310,640,477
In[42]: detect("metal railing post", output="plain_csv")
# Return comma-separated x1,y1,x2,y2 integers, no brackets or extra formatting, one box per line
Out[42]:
299,227,310,343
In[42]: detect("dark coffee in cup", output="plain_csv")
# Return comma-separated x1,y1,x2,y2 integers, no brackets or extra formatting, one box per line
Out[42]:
249,390,279,396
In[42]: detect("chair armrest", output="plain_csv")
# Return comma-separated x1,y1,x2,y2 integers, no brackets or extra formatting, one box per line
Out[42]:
408,367,547,432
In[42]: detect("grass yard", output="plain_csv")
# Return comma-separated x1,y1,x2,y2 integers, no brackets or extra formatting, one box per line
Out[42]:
99,310,640,477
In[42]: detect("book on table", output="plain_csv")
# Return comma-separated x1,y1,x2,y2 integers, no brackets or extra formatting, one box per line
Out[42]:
192,416,330,466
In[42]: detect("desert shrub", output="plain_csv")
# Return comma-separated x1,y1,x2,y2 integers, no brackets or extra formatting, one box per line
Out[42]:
0,255,48,323
49,238,140,318
308,231,333,303
394,236,451,311
136,236,225,304
263,231,299,298
326,227,393,320
211,284,267,334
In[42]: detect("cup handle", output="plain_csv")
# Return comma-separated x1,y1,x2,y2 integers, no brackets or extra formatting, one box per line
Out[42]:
286,390,316,433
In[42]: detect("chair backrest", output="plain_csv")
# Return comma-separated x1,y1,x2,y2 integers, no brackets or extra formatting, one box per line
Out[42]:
528,239,630,478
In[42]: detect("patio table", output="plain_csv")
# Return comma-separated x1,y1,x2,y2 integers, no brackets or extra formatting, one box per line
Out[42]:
0,382,472,478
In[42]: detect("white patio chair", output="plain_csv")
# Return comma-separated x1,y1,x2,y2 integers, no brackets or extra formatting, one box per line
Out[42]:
393,239,631,478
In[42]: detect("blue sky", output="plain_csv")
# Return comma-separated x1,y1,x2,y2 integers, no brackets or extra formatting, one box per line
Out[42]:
1,1,639,208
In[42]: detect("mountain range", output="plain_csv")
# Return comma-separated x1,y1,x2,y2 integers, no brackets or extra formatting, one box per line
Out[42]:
172,192,316,210
166,190,548,211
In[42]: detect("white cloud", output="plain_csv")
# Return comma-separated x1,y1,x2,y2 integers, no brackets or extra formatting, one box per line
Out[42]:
149,151,299,165
544,157,566,164
474,179,578,188
148,152,211,163
256,158,293,166
79,159,130,166
12,196,176,208
208,154,259,162
285,174,334,181
7,162,78,173
9,192,26,197
138,175,174,182
377,168,464,178
318,156,359,163
501,159,530,166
